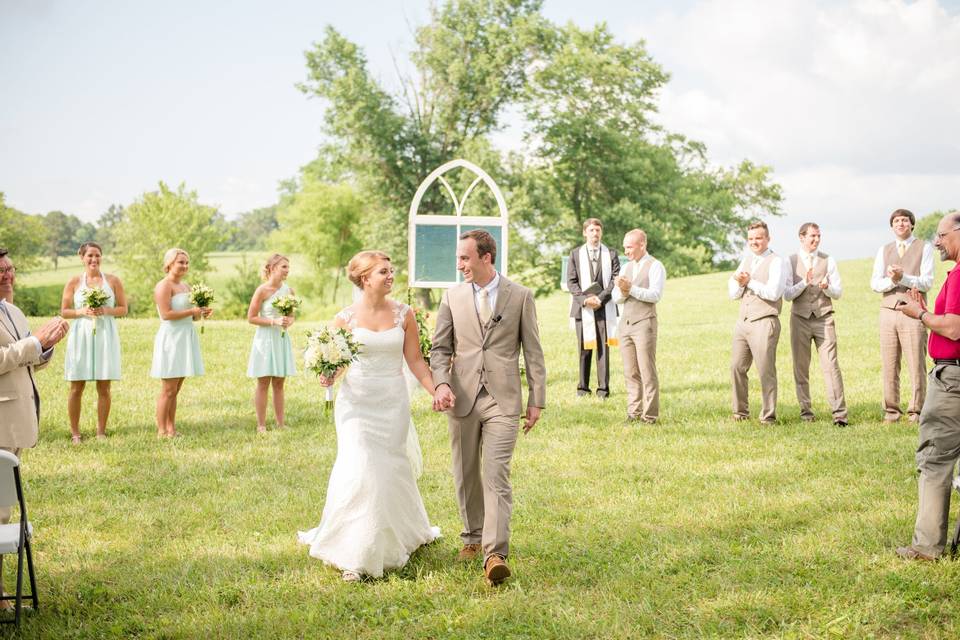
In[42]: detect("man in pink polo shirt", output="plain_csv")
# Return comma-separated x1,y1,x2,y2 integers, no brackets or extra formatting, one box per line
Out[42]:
895,211,960,560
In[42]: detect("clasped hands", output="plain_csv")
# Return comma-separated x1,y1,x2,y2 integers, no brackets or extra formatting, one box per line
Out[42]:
33,316,70,350
272,316,294,328
82,307,106,317
431,384,541,433
804,269,829,290
615,276,631,295
887,264,904,284
193,306,214,320
582,295,602,310
895,287,926,320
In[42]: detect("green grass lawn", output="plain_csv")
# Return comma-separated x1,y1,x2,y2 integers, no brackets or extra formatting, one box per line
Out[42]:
14,257,960,638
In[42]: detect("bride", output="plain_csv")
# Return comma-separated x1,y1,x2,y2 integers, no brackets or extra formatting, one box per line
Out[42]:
297,250,441,581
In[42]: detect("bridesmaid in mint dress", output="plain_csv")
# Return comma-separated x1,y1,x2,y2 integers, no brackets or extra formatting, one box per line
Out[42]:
61,242,127,443
151,248,212,438
247,254,297,433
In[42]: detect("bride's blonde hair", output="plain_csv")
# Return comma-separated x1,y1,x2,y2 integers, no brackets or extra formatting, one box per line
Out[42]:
347,251,390,289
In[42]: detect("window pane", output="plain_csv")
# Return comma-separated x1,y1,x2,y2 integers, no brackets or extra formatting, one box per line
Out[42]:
415,225,458,282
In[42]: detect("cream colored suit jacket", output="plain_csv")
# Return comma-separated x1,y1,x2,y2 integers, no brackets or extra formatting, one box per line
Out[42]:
0,301,50,449
431,276,546,418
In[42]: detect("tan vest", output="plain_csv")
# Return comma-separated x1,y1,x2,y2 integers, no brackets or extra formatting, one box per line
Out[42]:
789,252,833,318
621,258,657,321
739,253,782,321
881,240,926,309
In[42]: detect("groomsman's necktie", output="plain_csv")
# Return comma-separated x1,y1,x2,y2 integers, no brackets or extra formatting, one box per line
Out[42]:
478,288,492,324
897,241,906,258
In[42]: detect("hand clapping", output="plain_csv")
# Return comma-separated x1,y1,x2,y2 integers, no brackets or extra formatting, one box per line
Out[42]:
34,316,70,350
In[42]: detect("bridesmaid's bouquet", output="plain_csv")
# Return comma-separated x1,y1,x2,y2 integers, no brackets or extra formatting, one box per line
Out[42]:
271,294,302,338
80,287,109,336
304,327,361,409
189,283,215,334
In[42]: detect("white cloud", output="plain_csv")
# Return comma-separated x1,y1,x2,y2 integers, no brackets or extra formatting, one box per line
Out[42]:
630,0,960,257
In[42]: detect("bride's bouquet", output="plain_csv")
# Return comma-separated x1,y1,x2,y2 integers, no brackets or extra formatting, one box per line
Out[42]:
304,327,361,409
271,294,302,337
189,283,215,334
80,287,109,336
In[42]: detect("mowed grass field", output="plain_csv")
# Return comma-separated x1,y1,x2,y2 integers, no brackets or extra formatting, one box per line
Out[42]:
12,256,960,638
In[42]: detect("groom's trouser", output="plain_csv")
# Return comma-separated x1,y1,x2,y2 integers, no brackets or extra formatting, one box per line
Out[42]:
448,388,519,560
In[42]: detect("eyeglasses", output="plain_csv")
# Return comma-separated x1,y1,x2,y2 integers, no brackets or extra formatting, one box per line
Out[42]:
936,227,960,241
0,267,15,276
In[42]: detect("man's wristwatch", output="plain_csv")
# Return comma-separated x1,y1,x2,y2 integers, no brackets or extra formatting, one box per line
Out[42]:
919,311,928,323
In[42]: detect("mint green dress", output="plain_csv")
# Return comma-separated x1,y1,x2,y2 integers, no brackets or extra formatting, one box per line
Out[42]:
64,273,122,381
247,284,297,378
150,291,204,379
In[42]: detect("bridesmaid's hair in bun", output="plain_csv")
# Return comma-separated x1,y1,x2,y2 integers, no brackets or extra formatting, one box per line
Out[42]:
162,248,189,273
262,253,289,280
77,242,103,257
348,251,390,289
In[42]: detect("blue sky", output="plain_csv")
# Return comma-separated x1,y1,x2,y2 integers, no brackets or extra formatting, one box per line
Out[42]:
2,0,959,259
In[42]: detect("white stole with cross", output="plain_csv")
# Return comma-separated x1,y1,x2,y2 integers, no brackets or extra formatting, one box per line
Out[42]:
577,244,619,349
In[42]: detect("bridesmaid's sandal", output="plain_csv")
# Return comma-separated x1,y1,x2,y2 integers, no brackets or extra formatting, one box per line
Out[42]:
71,434,82,445
96,431,107,440
256,425,267,434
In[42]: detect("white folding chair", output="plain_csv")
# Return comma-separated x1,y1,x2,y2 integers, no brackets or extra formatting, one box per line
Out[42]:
0,450,37,627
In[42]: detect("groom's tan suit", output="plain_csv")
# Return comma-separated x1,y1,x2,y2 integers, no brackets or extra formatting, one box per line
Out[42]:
431,275,546,560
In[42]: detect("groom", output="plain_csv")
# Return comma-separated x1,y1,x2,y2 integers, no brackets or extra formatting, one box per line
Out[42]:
431,229,547,586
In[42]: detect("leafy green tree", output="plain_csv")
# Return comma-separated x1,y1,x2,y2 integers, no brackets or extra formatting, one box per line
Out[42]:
43,210,85,269
221,255,262,319
914,210,957,243
223,207,279,250
298,0,547,263
95,204,126,253
114,182,225,314
273,176,364,303
0,192,46,269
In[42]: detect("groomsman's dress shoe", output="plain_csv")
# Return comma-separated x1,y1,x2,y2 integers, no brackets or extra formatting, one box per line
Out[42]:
759,419,776,426
896,546,936,561
484,555,511,585
624,415,641,425
458,543,482,561
833,418,849,427
731,415,748,422
800,415,816,423
576,390,591,398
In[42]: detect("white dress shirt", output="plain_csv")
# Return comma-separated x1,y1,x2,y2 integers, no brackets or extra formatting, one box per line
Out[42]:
612,255,665,304
784,250,843,301
728,249,788,301
870,235,934,293
0,300,43,356
472,272,500,317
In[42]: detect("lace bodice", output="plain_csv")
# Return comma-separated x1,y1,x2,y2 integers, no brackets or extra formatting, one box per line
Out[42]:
336,302,409,378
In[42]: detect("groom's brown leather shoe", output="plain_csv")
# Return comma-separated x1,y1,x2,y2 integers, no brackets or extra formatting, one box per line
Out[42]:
484,554,510,585
457,543,482,561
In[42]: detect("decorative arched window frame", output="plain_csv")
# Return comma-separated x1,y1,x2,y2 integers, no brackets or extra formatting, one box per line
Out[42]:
407,159,509,288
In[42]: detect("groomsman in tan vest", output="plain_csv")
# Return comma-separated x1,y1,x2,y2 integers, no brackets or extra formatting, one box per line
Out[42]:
729,221,787,424
783,223,848,426
613,229,665,424
870,209,934,423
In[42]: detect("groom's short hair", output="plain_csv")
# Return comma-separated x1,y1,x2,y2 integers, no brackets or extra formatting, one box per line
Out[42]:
460,229,497,264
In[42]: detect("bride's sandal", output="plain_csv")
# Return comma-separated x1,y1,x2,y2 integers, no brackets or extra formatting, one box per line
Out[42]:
341,570,361,583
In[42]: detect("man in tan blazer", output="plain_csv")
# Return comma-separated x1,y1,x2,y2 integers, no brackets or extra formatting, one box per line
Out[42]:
784,223,848,426
0,248,68,593
612,229,665,424
729,221,788,424
431,230,546,586
870,209,934,423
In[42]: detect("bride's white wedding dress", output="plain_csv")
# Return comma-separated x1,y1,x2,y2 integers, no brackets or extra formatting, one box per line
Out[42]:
297,302,440,577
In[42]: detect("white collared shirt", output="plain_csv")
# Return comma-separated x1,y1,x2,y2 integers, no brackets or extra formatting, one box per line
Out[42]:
0,299,42,357
870,235,934,293
611,254,665,304
784,249,843,301
728,249,788,301
472,272,500,317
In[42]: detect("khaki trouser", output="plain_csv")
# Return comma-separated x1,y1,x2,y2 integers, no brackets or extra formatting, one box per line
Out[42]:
0,447,20,525
880,307,927,421
448,389,519,560
911,364,960,557
619,317,659,421
731,316,780,422
790,313,847,421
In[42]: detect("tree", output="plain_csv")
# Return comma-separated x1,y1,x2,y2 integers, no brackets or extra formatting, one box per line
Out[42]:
0,192,46,270
273,176,364,303
222,206,279,250
914,210,957,243
114,182,225,314
42,210,85,269
95,204,126,253
298,0,548,263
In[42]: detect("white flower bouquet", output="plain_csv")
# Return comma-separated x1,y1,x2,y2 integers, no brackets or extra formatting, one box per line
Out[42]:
271,294,302,337
80,287,109,336
189,283,215,334
304,327,362,407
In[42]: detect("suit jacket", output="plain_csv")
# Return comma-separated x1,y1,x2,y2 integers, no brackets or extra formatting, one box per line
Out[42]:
0,301,49,449
431,275,547,418
567,243,620,320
